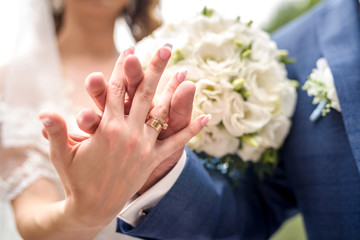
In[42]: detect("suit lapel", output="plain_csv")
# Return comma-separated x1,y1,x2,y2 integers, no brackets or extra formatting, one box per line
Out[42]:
316,0,360,173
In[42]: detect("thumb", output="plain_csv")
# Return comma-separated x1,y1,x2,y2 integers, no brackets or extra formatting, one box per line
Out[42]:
39,112,71,166
159,81,196,139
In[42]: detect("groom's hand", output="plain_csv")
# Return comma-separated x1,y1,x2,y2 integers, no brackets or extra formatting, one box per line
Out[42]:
76,53,195,194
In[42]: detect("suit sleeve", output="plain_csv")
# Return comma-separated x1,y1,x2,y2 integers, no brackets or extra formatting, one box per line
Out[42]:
117,148,297,240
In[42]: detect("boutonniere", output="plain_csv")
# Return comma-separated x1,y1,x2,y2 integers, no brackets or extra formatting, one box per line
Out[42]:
302,57,341,122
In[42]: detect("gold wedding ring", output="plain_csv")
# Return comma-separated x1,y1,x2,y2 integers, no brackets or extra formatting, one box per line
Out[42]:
146,116,168,133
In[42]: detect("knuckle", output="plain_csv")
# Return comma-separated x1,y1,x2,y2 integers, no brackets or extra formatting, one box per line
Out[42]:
109,81,125,96
140,87,154,103
155,104,169,121
126,135,140,150
49,129,64,139
140,143,153,162
149,60,164,75
188,125,197,136
101,122,122,148
167,80,178,93
103,121,119,134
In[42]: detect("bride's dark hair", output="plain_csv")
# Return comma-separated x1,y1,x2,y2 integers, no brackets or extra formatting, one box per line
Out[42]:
52,0,161,42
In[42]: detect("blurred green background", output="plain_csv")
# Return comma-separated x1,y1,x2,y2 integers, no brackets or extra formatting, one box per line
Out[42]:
264,0,322,239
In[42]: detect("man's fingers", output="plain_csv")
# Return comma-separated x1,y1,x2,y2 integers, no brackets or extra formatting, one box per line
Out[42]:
159,80,195,140
124,55,144,100
156,114,211,161
146,70,187,138
38,112,71,166
85,72,108,112
129,44,172,126
76,108,101,134
104,48,132,118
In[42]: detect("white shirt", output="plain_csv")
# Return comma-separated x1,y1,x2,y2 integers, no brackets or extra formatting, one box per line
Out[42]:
118,150,187,226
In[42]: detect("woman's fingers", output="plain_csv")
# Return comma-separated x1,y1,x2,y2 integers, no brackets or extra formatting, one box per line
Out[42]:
38,112,71,167
156,114,211,161
68,133,89,143
76,108,101,134
129,45,172,126
85,72,108,113
159,80,195,140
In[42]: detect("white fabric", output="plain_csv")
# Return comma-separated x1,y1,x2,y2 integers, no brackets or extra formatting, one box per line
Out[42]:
118,150,187,227
0,0,66,201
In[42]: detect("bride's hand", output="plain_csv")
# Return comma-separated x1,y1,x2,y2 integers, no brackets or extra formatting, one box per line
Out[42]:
39,46,209,230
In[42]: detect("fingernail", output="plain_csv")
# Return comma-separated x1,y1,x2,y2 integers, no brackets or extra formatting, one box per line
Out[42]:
201,114,212,127
163,43,173,49
177,70,188,83
159,46,171,60
125,46,135,56
41,118,53,127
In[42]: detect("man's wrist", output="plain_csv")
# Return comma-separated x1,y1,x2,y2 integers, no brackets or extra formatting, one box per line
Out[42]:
118,150,187,227
137,149,184,195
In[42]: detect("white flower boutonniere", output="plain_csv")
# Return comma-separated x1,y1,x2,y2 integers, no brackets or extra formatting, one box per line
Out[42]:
302,58,341,122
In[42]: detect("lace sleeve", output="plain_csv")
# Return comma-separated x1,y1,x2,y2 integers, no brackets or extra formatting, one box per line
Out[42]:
0,55,65,201
0,101,59,201
0,149,57,201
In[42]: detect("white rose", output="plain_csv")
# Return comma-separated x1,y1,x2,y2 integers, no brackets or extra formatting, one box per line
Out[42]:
260,115,291,149
188,13,234,38
197,125,239,157
278,81,298,117
246,30,278,63
192,38,241,80
193,79,231,125
222,91,271,137
243,62,288,111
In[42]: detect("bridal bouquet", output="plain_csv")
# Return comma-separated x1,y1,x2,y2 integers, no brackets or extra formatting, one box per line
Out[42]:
136,8,297,177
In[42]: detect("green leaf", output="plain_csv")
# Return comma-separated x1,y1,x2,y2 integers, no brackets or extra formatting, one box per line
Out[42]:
234,40,244,49
290,80,300,89
280,57,296,64
240,43,253,60
239,89,251,99
241,134,259,147
202,6,214,17
232,78,245,91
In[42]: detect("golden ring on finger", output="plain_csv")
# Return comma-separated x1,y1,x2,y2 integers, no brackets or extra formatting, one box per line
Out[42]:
146,116,168,133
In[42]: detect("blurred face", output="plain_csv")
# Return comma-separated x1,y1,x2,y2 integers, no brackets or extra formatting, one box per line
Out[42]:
63,0,131,20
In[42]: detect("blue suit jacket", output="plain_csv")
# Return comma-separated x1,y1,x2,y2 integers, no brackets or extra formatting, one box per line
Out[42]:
118,0,360,239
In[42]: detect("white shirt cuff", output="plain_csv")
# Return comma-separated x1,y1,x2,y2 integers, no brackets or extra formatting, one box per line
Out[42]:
118,150,187,227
